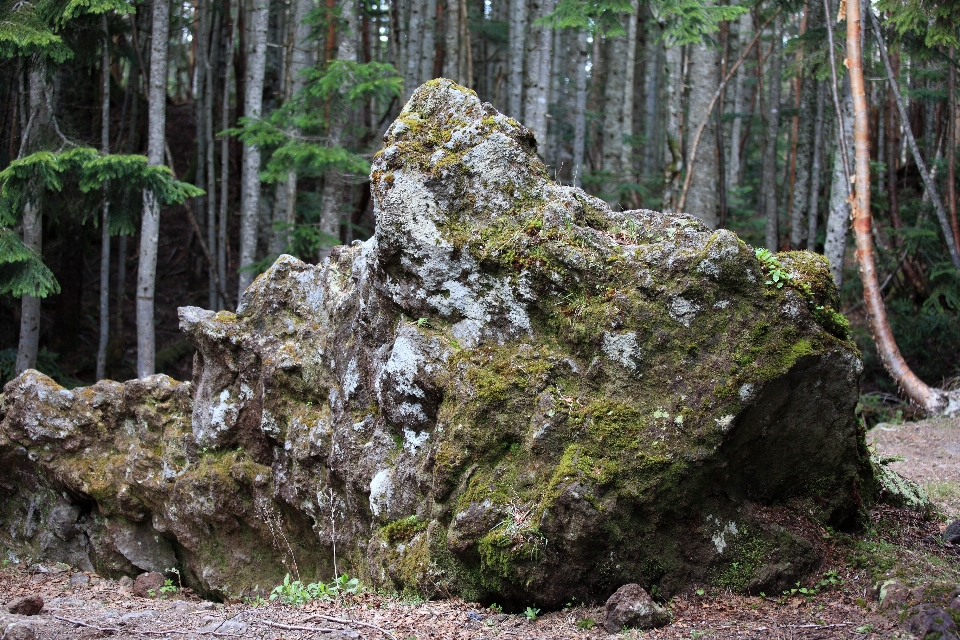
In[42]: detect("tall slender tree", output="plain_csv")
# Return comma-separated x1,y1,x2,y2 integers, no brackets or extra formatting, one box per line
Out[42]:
96,15,111,380
136,0,170,377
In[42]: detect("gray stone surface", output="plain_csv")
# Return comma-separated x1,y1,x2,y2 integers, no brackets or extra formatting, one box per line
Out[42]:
0,79,878,607
603,584,670,632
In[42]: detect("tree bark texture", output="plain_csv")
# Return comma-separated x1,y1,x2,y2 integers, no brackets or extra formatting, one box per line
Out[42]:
506,0,527,119
807,80,826,251
824,81,853,288
97,15,112,380
685,13,720,228
136,0,170,377
760,14,782,249
572,29,588,189
237,0,269,294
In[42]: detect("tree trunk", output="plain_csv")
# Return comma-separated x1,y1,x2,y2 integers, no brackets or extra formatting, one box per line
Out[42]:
642,36,662,182
788,0,823,249
572,29,588,189
204,1,220,310
868,9,960,272
849,0,956,415
506,0,527,118
806,80,826,250
726,9,751,193
405,0,425,99
135,0,170,377
948,46,960,250
824,81,853,287
619,0,639,181
269,0,312,257
760,14,782,249
662,43,684,211
601,31,628,200
219,5,235,309
237,0,269,294
319,0,359,262
97,15,112,380
523,0,554,152
15,63,50,374
685,17,720,227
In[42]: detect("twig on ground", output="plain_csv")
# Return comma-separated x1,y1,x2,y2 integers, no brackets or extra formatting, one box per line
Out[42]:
305,614,396,639
52,615,121,634
780,622,852,629
258,619,341,632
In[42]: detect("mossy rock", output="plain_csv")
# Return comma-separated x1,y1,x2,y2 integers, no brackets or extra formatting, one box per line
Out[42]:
0,79,872,607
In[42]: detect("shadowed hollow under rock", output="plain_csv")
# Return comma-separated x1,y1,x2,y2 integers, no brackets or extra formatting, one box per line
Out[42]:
0,79,876,608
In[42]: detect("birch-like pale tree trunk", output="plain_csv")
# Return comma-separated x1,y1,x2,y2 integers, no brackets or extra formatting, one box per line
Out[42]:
319,0,359,262
685,18,720,227
405,0,425,99
506,0,527,118
136,0,170,378
824,82,854,287
237,0,269,294
522,0,553,150
269,0,312,257
601,32,627,195
421,0,438,81
572,29,588,189
760,14,782,249
96,15,111,380
806,80,826,251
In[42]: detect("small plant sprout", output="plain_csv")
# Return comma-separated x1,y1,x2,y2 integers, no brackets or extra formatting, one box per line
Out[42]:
159,579,178,596
489,603,503,613
576,618,596,630
523,606,540,621
491,501,548,559
754,248,791,289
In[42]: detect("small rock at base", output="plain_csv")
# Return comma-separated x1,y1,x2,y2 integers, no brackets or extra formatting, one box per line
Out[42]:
950,596,960,612
117,575,134,595
69,573,90,588
944,520,960,545
878,580,910,611
603,584,670,633
118,610,159,624
6,595,43,616
132,572,165,598
3,622,37,640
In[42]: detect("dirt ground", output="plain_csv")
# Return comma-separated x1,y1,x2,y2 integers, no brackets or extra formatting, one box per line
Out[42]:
867,415,960,519
2,417,958,640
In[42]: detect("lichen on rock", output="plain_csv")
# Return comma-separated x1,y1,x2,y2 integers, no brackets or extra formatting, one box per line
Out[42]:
1,79,878,607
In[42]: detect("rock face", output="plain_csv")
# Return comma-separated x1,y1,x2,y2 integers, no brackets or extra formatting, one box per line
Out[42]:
603,584,670,632
0,79,872,607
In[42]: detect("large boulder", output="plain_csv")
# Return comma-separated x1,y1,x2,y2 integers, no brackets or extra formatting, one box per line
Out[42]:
0,79,872,607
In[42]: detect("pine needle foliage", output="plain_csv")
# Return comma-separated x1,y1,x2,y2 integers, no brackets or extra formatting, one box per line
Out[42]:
0,0,133,60
0,148,202,298
231,60,402,184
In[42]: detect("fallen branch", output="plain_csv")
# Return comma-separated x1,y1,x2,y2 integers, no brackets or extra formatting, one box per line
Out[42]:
52,615,120,634
779,622,852,629
258,619,341,633
306,614,396,639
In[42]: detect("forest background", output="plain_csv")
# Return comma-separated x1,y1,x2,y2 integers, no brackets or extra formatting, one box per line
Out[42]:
0,0,958,423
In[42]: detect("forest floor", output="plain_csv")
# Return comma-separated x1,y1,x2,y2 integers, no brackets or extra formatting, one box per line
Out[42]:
2,417,959,640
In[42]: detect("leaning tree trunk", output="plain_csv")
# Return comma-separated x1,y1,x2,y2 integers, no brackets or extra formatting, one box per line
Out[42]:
868,9,960,272
237,0,269,294
850,1,958,415
760,13,782,249
97,15,112,380
685,7,721,228
136,0,170,377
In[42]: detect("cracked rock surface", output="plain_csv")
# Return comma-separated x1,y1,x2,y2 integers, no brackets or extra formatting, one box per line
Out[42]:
1,79,872,607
